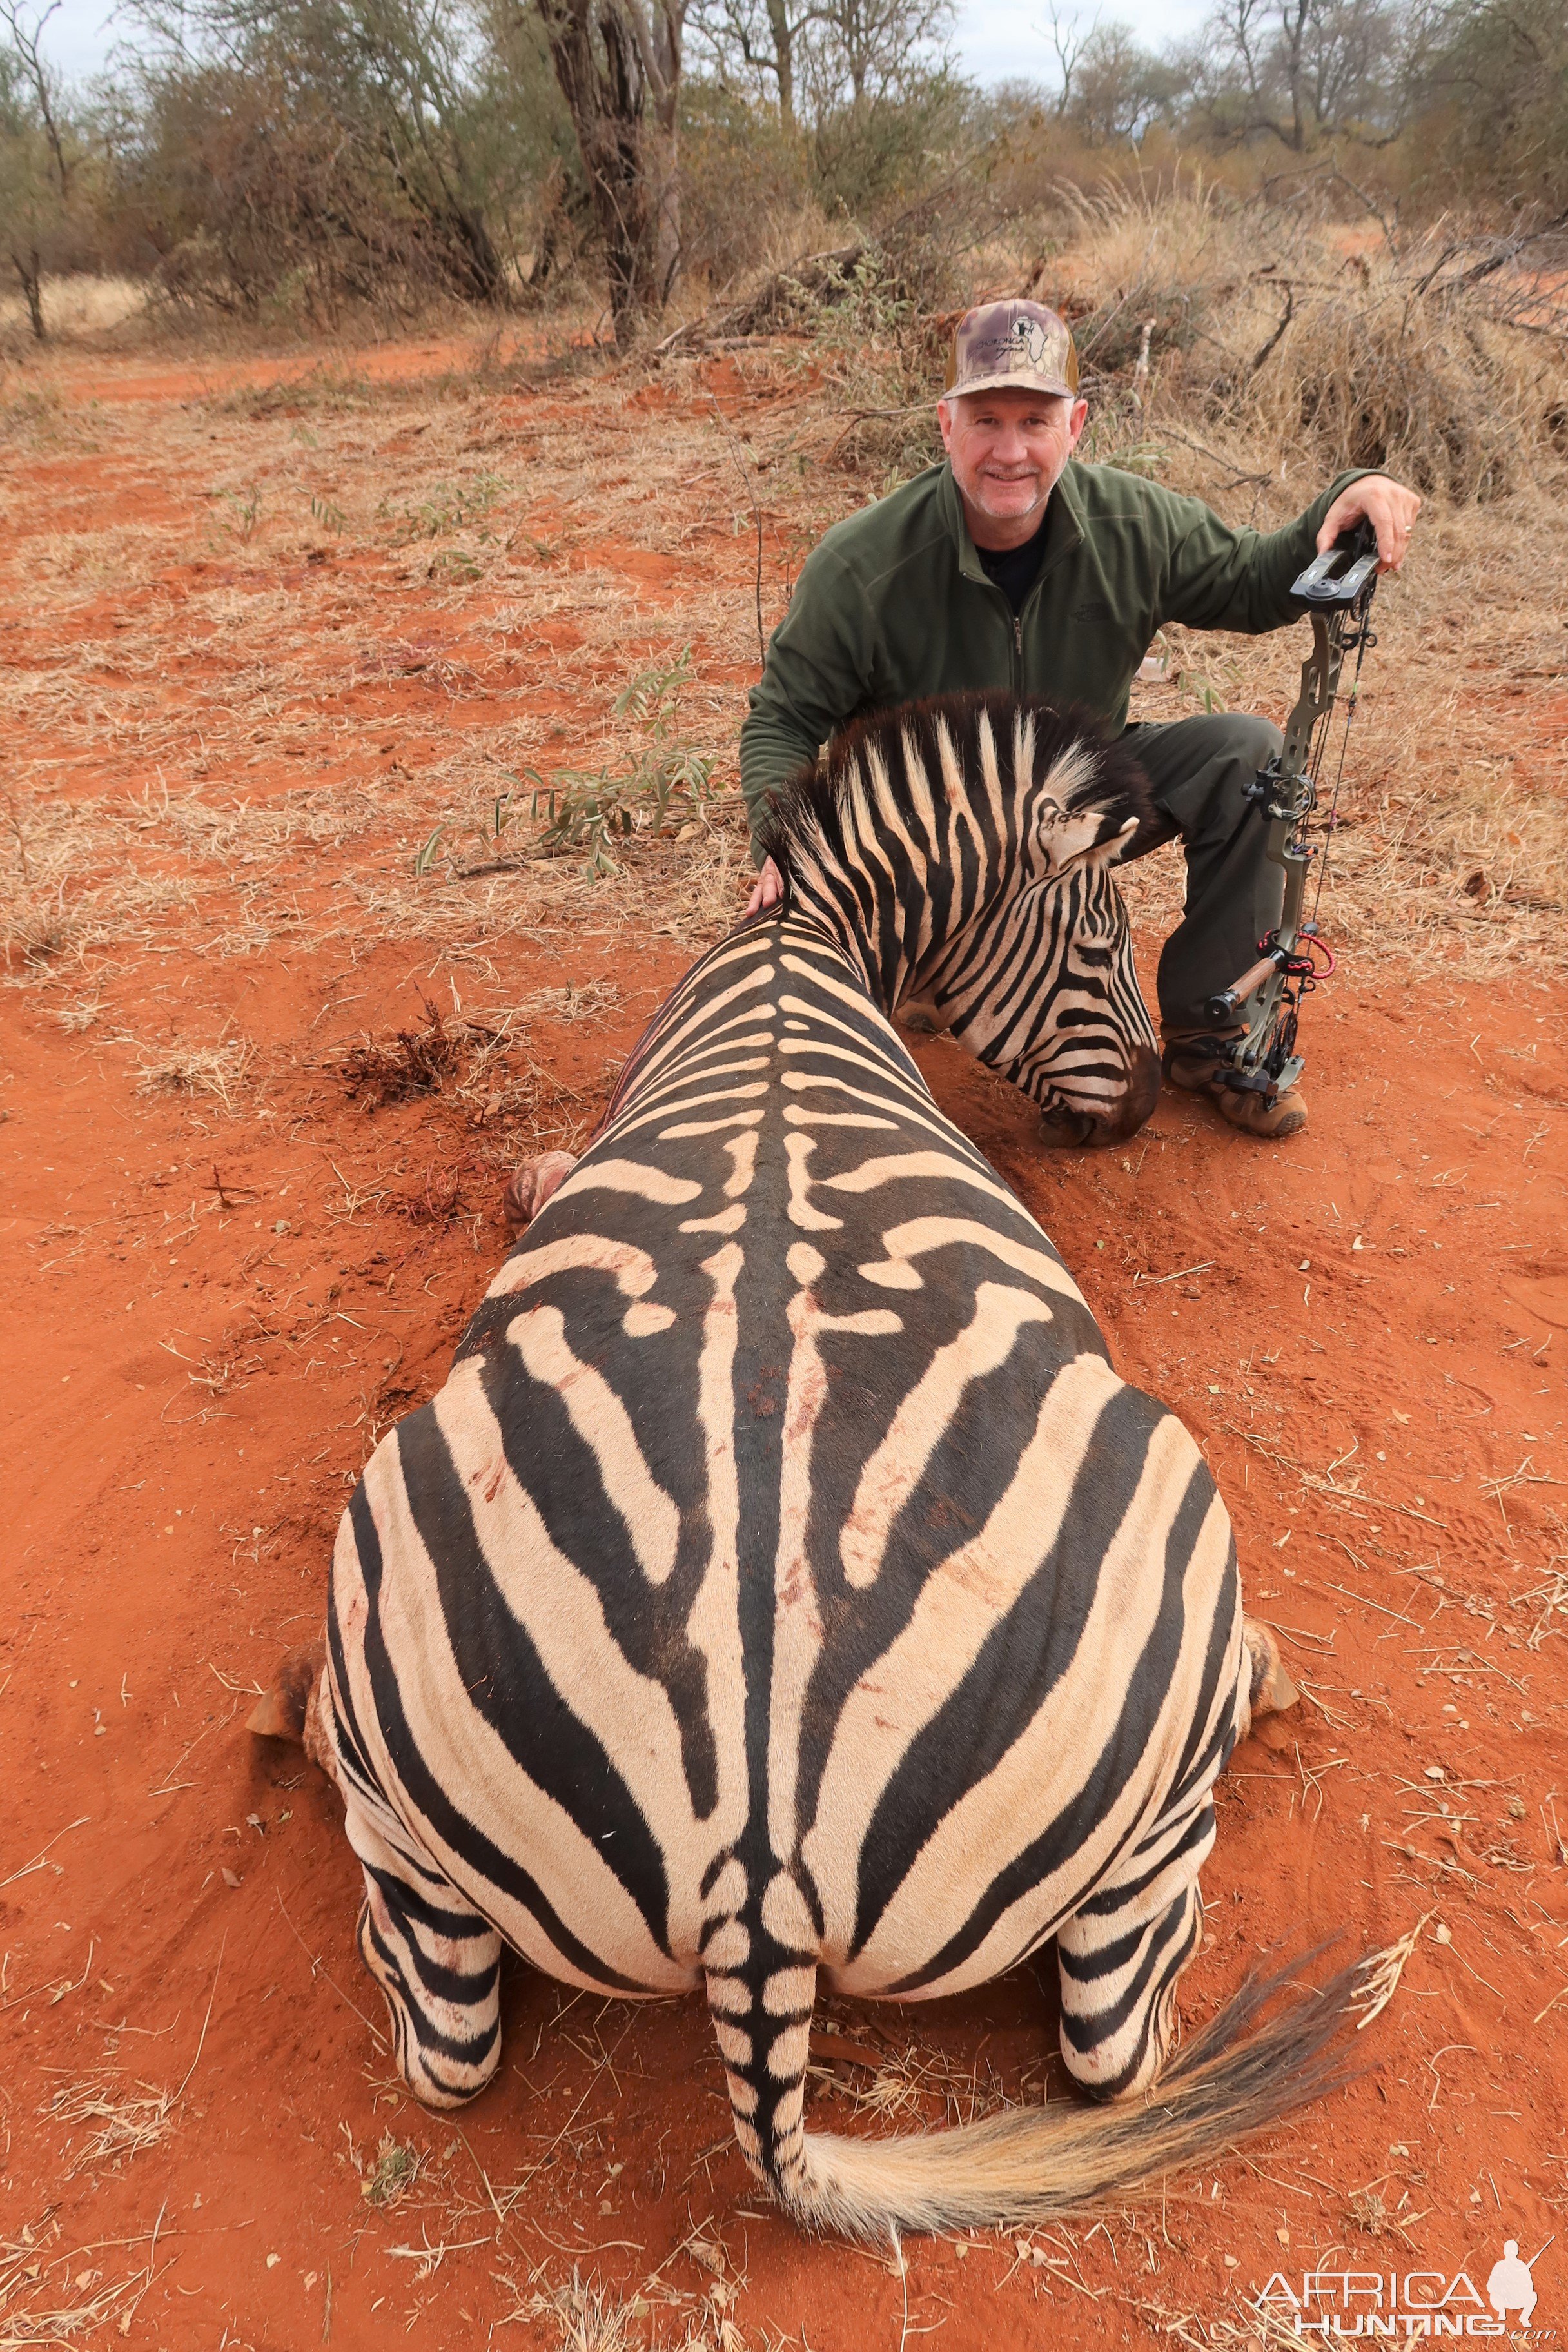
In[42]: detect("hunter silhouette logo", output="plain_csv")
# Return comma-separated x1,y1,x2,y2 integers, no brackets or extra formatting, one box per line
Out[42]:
1487,2243,1538,2328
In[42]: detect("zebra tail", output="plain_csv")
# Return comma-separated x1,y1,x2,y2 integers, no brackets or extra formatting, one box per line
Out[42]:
743,1951,1368,2242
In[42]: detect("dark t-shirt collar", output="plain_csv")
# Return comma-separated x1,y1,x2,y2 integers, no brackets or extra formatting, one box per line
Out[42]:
973,511,1051,614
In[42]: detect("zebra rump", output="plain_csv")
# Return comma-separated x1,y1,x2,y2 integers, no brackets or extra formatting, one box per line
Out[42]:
264,693,1371,2246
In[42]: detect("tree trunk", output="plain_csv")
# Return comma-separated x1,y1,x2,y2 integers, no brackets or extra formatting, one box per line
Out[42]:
767,0,796,130
436,202,511,303
1283,0,1311,148
536,0,685,340
648,0,683,305
11,250,45,341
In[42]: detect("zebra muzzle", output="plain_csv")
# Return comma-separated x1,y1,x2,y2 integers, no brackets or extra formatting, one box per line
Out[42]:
1038,1045,1161,1150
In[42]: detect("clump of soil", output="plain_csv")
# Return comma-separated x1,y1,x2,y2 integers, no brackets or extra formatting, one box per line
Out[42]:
334,992,505,1111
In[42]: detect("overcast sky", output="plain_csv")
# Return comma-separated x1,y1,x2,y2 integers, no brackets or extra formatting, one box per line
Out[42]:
34,0,1213,86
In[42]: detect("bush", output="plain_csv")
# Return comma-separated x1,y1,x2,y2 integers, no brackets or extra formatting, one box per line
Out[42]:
807,69,978,220
110,0,576,324
676,81,818,291
1032,177,1565,502
1413,0,1568,211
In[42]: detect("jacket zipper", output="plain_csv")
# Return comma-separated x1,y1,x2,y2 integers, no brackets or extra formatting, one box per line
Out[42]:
966,562,1030,691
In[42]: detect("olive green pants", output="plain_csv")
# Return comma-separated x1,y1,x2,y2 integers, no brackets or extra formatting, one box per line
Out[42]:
1119,712,1286,1033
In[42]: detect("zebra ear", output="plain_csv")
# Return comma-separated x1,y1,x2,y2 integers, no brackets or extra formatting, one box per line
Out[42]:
1035,806,1139,877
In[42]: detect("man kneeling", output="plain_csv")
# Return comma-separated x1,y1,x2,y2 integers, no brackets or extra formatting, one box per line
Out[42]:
740,299,1420,1142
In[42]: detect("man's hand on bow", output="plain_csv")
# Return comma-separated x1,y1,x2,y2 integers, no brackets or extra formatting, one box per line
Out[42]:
745,856,785,918
1318,473,1422,574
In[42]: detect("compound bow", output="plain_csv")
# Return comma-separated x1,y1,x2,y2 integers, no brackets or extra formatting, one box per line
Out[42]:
1204,520,1380,1106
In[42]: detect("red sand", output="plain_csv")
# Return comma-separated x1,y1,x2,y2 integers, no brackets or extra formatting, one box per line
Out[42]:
2,340,1565,2352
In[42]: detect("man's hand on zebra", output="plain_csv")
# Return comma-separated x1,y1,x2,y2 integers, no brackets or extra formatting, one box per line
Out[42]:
744,856,784,918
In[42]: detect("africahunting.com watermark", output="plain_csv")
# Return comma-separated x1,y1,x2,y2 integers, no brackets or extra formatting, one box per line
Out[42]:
1242,2240,1553,2337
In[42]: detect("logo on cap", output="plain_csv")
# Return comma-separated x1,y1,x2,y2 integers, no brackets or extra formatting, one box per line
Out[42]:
947,300,1079,399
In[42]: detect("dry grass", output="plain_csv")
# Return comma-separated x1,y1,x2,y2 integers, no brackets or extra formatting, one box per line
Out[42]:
520,2273,642,2352
359,2130,422,2208
505,2244,746,2351
0,275,146,345
1,226,1563,1093
1046,178,1567,500
1131,2298,1326,2349
514,979,623,1023
44,2077,176,2175
0,2208,162,2349
807,2011,1048,2131
333,993,509,1110
131,1034,257,1110
326,994,603,1184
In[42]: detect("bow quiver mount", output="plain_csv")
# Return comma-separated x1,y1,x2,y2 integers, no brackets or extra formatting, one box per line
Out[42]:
1202,520,1380,1107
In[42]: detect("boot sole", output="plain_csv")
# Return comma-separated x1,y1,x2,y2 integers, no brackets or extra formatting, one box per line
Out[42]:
1166,1070,1308,1140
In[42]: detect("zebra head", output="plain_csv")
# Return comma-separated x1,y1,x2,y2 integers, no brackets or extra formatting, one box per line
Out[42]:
759,692,1161,1149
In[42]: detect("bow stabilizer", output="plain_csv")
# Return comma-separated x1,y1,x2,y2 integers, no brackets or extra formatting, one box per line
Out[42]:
1202,521,1379,1104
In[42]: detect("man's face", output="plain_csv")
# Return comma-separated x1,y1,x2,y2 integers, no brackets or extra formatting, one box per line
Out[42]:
937,387,1089,531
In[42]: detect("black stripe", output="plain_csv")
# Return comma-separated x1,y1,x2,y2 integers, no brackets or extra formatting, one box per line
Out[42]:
349,1456,652,1990
873,1442,1220,1991
1061,1893,1199,2083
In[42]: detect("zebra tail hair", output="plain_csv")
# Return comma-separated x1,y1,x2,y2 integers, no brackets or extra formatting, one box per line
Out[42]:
762,1948,1371,2242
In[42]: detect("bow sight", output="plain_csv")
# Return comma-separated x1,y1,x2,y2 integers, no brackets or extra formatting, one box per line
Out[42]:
1204,520,1380,1104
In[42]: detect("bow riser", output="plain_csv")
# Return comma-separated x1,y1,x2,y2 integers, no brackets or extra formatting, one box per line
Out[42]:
1202,527,1378,1104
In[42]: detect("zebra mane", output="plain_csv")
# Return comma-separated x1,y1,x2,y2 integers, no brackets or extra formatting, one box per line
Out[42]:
756,692,1155,888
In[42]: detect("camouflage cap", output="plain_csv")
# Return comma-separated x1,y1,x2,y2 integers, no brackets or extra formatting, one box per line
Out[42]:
945,299,1079,402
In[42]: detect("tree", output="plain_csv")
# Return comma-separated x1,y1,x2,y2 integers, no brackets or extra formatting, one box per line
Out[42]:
692,0,947,128
534,0,686,335
816,0,950,105
119,0,556,311
805,0,952,108
689,0,820,128
1070,19,1184,141
0,2,81,337
1195,0,1406,148
1041,1,1096,116
1415,0,1568,204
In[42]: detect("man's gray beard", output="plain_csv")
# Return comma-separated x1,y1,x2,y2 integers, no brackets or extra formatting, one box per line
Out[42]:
976,478,1046,520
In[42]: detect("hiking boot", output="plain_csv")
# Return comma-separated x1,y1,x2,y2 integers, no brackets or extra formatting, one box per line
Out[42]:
1162,1030,1309,1141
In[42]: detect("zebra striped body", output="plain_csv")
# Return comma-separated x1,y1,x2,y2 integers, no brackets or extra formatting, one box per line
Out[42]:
302,700,1337,2242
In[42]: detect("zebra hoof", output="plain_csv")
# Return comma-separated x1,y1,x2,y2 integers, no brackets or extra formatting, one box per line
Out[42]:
1242,1618,1299,1718
502,1150,576,1231
248,1640,326,1743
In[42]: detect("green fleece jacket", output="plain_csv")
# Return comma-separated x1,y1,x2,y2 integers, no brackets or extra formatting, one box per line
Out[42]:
739,456,1371,852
